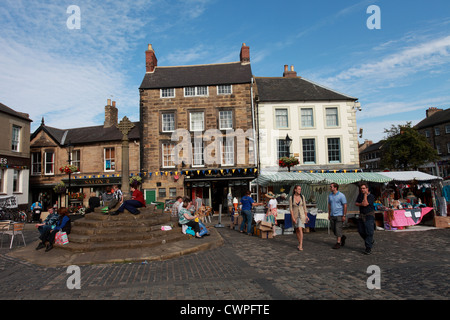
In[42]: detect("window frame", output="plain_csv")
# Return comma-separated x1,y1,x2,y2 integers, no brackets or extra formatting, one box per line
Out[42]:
189,111,205,132
44,151,55,175
327,137,341,164
162,142,176,168
325,107,339,127
275,108,289,129
104,147,116,172
11,125,21,152
217,85,232,95
302,138,316,164
184,86,208,97
160,88,175,98
219,110,233,130
31,152,42,176
221,137,234,166
161,112,176,132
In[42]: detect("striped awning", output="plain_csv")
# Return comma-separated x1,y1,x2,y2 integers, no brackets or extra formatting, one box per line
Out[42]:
254,171,392,186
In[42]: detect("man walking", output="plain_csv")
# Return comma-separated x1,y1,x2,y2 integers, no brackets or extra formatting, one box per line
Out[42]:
328,183,347,249
355,182,376,255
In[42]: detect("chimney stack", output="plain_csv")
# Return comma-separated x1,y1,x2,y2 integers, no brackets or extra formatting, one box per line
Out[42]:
426,107,443,118
283,65,297,78
104,99,118,128
146,44,158,73
240,43,250,64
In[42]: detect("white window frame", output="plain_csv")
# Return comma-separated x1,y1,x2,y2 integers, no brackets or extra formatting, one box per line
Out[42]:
217,85,232,95
162,113,175,132
44,151,55,175
31,152,42,176
104,147,115,172
302,138,316,164
184,86,208,97
13,169,20,193
327,137,341,164
162,143,176,168
192,140,204,167
160,88,175,98
300,108,314,128
190,111,204,132
11,125,21,152
71,150,81,173
221,138,234,166
275,108,289,129
219,110,233,130
325,107,339,127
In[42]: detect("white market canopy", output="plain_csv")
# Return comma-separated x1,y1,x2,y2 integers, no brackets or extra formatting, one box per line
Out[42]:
377,171,442,182
254,171,393,186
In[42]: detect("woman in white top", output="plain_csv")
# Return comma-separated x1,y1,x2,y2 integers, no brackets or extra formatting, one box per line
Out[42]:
290,185,309,251
265,192,278,237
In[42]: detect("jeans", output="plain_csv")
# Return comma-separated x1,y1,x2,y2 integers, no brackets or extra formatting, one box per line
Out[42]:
357,215,375,249
38,224,52,236
240,210,253,234
118,200,143,214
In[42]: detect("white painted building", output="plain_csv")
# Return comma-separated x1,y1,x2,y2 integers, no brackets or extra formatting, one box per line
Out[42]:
254,65,361,173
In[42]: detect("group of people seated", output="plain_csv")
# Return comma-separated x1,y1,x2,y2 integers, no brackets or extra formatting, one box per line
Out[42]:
35,206,71,252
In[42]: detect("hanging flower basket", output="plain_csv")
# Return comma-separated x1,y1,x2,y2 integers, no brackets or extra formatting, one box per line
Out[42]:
59,165,78,174
69,192,85,201
278,156,299,172
53,182,66,194
129,175,142,188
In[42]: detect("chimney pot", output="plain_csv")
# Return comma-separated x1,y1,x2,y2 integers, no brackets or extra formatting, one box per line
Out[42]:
107,98,111,105
146,43,158,73
283,64,297,78
240,43,250,64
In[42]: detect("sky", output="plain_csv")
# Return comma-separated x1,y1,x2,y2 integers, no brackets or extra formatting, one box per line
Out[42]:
0,0,449,144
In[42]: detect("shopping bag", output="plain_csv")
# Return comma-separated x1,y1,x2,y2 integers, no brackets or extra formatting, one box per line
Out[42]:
55,231,69,245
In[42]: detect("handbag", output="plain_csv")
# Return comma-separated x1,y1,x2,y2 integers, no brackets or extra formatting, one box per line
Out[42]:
55,230,69,245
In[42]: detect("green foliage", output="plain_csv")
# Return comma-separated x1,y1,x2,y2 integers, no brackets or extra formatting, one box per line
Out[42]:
380,122,439,170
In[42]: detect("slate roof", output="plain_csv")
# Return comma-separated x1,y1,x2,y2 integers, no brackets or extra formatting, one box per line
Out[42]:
415,109,450,129
31,123,140,146
139,62,252,89
0,102,32,122
255,77,357,102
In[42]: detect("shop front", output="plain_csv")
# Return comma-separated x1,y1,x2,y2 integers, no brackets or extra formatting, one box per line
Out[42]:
184,168,258,213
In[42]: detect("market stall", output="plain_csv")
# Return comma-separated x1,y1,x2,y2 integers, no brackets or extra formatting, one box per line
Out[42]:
377,171,444,229
252,171,393,231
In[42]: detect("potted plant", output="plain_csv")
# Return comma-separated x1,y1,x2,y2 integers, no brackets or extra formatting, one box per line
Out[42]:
59,165,78,174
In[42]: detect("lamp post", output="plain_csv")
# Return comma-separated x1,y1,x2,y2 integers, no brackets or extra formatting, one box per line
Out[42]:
66,142,74,208
285,134,292,156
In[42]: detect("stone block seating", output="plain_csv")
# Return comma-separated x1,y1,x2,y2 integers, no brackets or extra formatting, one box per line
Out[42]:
58,207,189,253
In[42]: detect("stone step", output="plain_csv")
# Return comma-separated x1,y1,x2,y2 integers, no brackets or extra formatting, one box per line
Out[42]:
68,226,182,243
59,231,190,253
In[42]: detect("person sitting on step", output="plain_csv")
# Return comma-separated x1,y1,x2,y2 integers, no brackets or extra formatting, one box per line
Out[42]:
110,183,146,215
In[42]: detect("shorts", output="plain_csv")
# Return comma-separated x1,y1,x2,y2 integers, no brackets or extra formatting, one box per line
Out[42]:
330,216,344,238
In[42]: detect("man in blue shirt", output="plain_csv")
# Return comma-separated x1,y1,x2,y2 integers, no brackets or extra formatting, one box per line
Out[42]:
240,190,262,235
328,183,347,249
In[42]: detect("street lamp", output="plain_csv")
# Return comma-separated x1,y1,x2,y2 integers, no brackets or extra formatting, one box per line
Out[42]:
285,134,292,156
66,142,74,208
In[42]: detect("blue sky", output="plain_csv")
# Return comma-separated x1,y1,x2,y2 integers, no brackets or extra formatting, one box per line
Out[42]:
0,0,449,144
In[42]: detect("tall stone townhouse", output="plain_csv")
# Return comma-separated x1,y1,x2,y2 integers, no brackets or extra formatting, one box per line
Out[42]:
139,43,258,212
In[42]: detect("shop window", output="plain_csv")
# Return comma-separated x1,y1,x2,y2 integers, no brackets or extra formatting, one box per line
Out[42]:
158,188,166,198
169,188,177,197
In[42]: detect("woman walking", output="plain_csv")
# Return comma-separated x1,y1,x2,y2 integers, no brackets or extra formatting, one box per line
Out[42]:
290,185,309,251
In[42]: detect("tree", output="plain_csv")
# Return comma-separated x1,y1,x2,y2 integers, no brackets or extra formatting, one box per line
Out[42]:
380,122,439,170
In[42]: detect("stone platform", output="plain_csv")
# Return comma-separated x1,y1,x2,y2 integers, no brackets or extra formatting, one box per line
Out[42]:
8,208,224,267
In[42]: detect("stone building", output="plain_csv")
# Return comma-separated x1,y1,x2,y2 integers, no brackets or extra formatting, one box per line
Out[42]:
139,44,258,211
0,102,32,210
29,100,140,210
415,107,450,177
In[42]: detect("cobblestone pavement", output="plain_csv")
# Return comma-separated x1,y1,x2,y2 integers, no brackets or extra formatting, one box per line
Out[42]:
0,225,449,301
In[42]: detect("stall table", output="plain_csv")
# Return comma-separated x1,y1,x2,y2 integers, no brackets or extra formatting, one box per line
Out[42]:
384,207,433,228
